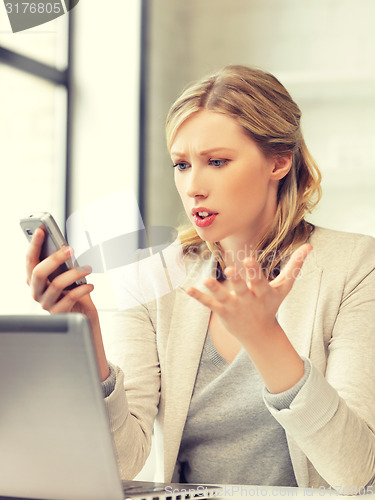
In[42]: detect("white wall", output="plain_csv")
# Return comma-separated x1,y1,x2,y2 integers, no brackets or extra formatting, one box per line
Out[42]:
69,0,142,314
145,0,375,238
69,0,141,210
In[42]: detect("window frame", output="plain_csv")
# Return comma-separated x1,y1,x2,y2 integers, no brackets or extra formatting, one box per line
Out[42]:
0,14,72,226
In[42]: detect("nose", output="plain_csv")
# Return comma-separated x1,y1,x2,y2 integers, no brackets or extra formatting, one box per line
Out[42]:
185,166,209,199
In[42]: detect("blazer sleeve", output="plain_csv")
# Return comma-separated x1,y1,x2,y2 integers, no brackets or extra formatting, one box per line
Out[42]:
264,234,375,492
103,302,160,481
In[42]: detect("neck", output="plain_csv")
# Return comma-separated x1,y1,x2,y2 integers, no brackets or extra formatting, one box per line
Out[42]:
218,193,278,270
219,232,266,270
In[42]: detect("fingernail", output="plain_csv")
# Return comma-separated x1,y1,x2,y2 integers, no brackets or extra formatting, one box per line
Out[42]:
80,265,92,274
64,246,73,257
224,267,234,278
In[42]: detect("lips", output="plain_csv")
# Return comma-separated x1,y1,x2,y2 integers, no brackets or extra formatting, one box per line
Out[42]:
192,207,218,216
192,207,218,228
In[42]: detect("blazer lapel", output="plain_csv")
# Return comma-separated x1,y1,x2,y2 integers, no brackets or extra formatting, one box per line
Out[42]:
163,255,215,481
277,249,323,357
276,249,323,487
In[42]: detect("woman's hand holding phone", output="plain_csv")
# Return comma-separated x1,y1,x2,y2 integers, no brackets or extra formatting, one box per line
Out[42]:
26,227,94,314
25,227,110,381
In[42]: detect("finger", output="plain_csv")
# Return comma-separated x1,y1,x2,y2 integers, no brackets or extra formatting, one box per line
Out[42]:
30,245,74,300
203,277,231,302
243,257,269,296
270,244,313,294
39,266,92,311
224,266,250,296
186,286,225,314
49,284,95,314
26,227,45,285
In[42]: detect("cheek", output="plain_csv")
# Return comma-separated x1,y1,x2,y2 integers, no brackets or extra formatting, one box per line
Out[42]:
174,175,185,200
174,171,180,190
225,176,252,199
225,171,269,209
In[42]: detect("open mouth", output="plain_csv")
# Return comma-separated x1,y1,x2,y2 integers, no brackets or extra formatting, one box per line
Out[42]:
196,211,213,219
193,211,218,228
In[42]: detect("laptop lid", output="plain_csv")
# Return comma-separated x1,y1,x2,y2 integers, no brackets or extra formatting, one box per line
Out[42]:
0,313,124,500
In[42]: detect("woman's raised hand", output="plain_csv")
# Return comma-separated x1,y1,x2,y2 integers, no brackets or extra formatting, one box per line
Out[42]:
187,243,313,392
187,243,313,344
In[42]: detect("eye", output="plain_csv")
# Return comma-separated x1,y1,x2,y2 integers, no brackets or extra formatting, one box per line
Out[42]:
208,159,229,168
172,162,190,171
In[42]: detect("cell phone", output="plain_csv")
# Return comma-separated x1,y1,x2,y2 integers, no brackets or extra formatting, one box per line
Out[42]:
20,212,87,290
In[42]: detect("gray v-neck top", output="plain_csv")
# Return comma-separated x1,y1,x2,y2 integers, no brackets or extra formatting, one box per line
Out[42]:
177,331,307,486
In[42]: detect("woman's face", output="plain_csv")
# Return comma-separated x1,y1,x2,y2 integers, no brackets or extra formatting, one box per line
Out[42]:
171,110,289,250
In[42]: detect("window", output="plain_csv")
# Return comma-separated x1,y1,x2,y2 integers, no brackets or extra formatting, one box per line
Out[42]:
0,13,70,314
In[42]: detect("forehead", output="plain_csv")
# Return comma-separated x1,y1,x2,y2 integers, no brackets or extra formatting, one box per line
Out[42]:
170,110,251,155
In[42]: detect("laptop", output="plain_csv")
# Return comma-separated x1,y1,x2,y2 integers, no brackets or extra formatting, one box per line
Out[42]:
0,314,220,500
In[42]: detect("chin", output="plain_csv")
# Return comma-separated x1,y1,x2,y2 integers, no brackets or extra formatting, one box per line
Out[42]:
195,228,226,244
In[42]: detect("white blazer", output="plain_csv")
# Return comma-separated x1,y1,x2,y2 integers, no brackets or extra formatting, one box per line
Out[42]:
104,226,375,490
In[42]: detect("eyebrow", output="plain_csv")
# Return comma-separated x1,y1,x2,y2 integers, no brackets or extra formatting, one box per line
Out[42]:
170,147,236,157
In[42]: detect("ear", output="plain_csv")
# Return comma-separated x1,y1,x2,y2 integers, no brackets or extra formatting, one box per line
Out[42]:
270,153,293,181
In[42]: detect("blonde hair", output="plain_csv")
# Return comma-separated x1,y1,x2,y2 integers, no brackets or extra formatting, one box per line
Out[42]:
166,65,322,279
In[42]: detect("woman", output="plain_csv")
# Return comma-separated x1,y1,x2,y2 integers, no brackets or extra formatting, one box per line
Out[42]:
26,65,375,492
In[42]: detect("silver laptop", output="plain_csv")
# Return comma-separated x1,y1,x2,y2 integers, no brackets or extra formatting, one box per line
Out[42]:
0,314,220,500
